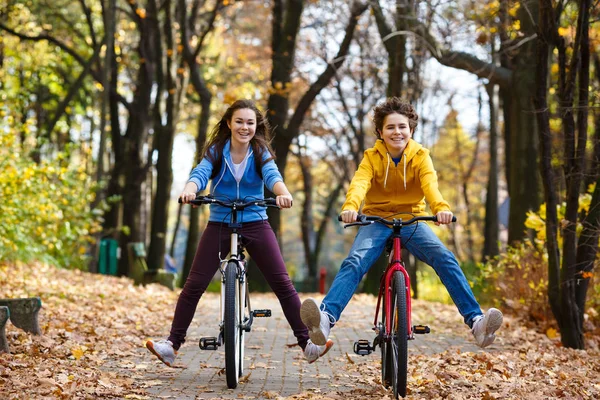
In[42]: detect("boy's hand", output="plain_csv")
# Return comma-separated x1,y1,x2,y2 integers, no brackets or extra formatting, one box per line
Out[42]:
340,210,358,223
436,211,453,225
276,194,293,209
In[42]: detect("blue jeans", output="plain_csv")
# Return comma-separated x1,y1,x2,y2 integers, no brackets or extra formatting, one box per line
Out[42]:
322,222,482,328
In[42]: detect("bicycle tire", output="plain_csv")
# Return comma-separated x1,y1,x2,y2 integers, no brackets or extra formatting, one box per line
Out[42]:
224,261,240,388
391,271,408,398
239,281,248,377
381,290,392,387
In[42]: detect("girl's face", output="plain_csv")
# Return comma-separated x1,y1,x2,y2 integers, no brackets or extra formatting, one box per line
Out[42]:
380,113,412,157
227,108,256,148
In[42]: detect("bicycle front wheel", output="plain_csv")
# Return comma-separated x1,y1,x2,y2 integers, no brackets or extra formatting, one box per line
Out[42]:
381,290,392,388
224,261,241,389
391,271,408,398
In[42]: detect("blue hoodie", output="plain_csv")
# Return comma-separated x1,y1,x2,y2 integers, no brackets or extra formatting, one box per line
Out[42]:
187,140,283,223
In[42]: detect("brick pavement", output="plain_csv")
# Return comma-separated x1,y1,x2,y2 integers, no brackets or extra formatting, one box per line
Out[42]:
134,293,499,399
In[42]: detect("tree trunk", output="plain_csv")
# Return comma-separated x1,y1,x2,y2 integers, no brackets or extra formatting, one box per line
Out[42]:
506,43,540,243
534,0,562,333
117,0,159,276
180,95,211,286
483,83,500,259
148,0,178,272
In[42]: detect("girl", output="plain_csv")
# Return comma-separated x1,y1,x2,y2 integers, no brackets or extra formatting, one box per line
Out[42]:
301,97,502,351
146,100,332,366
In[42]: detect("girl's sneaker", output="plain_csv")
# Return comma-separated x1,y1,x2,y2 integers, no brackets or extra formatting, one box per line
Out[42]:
300,298,331,346
303,339,334,364
145,339,177,366
472,308,503,348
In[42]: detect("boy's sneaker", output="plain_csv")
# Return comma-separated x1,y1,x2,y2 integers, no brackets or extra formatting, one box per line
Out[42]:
300,298,331,346
304,339,334,364
472,308,503,348
145,339,177,366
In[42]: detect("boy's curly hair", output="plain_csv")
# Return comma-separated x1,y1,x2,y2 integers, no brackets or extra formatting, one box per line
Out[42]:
372,97,419,139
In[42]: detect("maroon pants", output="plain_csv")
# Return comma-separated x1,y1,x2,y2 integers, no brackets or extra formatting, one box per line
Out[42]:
168,220,309,350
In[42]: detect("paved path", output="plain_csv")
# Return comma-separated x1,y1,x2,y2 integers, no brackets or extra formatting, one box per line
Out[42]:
132,293,498,399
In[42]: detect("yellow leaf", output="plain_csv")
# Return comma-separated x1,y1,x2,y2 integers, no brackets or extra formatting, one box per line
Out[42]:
546,327,558,339
71,347,85,360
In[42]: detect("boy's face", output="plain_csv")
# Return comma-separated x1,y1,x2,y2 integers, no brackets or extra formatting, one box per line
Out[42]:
380,113,413,157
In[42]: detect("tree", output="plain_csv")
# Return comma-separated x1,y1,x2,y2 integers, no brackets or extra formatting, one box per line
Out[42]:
371,0,542,243
534,0,596,349
265,0,368,240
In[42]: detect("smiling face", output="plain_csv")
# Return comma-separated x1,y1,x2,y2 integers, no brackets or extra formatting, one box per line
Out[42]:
227,108,256,149
380,113,413,157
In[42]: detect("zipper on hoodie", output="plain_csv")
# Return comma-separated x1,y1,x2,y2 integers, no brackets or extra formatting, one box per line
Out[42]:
224,150,252,200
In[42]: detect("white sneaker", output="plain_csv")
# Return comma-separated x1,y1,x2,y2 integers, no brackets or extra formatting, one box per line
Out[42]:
300,298,331,346
145,339,177,366
472,308,503,348
304,339,334,364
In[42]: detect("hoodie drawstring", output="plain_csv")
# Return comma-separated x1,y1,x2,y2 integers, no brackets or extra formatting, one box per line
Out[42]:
403,153,407,190
384,153,390,189
384,152,407,190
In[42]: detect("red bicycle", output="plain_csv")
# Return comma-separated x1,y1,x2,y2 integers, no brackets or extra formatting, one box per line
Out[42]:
344,213,455,399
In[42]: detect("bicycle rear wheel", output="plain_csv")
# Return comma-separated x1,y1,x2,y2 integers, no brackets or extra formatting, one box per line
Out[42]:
391,271,408,398
224,261,241,389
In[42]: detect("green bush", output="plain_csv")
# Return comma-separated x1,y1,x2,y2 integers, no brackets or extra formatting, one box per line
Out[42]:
0,127,102,269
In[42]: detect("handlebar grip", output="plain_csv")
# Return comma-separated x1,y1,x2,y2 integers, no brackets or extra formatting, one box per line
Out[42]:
262,198,278,206
338,213,363,222
432,215,457,222
179,194,206,204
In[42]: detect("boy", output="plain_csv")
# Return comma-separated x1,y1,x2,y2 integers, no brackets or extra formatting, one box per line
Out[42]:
301,97,502,350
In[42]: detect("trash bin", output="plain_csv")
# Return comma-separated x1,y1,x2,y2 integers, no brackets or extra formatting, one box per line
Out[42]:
98,238,118,276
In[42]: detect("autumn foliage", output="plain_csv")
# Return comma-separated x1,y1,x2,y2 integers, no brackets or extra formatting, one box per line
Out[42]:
0,128,102,269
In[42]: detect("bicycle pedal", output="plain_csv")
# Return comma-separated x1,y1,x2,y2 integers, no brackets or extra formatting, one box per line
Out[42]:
353,339,374,356
199,337,219,350
252,309,271,317
413,325,430,334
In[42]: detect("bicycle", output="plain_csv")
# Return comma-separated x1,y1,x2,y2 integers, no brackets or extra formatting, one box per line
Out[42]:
180,194,279,389
344,213,456,399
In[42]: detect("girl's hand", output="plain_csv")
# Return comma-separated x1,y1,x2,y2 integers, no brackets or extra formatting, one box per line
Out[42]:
435,210,453,225
276,194,293,209
179,191,197,204
340,210,358,223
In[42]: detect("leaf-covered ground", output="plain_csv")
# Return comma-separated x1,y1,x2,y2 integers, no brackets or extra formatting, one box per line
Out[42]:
1,262,599,399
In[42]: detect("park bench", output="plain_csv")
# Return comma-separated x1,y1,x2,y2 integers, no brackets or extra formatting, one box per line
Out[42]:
0,306,8,353
0,297,43,353
127,242,176,290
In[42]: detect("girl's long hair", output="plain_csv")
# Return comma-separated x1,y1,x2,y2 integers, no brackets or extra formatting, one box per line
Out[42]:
201,99,275,167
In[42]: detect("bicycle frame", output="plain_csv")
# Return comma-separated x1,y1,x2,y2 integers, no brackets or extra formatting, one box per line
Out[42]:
346,213,455,399
218,208,249,336
373,226,412,340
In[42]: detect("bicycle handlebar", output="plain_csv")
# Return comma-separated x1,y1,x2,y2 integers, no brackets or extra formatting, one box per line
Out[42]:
178,195,279,209
338,213,457,228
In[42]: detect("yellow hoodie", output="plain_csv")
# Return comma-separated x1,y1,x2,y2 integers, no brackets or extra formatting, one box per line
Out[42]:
342,139,450,217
